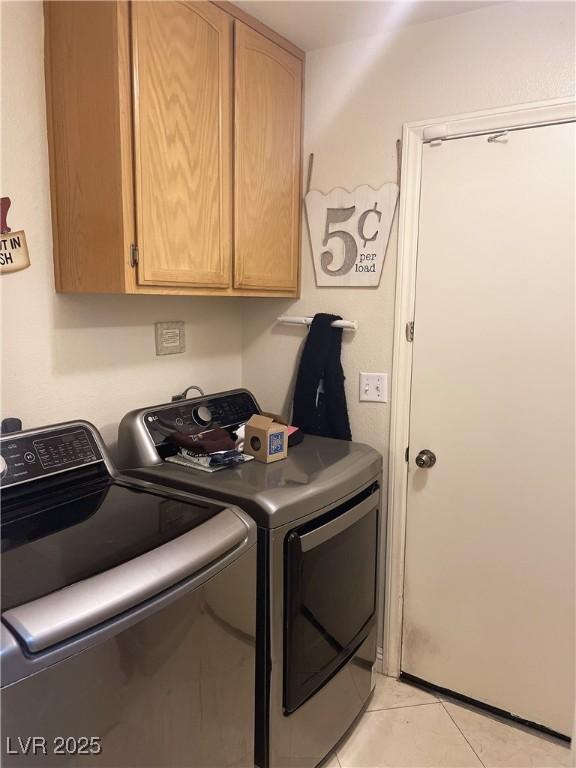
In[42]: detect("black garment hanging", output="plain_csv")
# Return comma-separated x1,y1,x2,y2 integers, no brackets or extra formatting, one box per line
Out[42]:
292,313,352,440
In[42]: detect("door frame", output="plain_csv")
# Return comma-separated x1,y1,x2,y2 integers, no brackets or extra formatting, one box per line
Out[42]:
382,97,576,677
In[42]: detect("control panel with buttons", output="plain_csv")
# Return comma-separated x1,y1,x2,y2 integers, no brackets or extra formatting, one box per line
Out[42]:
0,425,102,487
143,390,260,447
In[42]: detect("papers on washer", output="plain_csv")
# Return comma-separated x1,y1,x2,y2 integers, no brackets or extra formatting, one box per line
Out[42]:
166,449,255,473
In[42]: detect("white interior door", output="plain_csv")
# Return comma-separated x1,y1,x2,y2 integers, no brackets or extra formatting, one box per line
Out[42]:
402,121,575,736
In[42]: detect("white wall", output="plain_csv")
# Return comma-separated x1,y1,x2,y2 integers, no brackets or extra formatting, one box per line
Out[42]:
0,1,244,449
242,0,576,474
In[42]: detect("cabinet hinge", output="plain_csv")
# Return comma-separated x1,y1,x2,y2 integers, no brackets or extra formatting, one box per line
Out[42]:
130,243,139,268
406,321,414,342
405,447,409,463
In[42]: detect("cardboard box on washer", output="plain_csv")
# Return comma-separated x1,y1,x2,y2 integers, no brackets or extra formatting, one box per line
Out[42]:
244,413,288,463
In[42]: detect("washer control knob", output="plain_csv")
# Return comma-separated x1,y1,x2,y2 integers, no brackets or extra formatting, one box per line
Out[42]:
0,455,7,478
194,406,212,427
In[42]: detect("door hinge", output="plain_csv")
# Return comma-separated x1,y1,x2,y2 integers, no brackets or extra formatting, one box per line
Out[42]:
406,321,414,342
130,243,139,268
405,447,409,463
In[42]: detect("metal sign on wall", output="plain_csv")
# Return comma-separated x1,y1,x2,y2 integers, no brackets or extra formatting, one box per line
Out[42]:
306,183,398,287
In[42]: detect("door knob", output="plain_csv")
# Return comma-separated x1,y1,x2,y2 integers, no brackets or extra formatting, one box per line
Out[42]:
415,449,436,469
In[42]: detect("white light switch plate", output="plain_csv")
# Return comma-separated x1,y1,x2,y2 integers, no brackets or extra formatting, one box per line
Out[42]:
359,372,388,402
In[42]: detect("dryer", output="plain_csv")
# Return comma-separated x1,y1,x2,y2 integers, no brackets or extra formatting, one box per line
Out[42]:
118,390,382,768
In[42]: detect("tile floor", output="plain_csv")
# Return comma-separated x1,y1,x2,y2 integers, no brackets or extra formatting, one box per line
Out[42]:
327,674,572,768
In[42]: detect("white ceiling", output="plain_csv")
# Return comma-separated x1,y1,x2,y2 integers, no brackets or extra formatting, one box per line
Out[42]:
234,1,505,51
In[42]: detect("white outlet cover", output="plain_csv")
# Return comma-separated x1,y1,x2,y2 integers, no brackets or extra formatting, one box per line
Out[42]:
359,372,388,402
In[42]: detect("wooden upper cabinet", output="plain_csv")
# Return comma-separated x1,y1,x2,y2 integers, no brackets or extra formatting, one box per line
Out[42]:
45,1,303,296
44,1,133,293
132,2,232,288
234,22,303,292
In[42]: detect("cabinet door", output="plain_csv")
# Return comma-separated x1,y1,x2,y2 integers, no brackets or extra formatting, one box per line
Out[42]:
234,22,302,292
45,1,133,293
132,2,232,287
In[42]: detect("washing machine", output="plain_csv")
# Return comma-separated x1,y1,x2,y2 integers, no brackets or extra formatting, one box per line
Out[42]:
1,420,256,767
118,389,382,768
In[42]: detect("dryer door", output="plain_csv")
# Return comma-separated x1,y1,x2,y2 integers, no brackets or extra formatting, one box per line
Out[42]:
283,485,379,714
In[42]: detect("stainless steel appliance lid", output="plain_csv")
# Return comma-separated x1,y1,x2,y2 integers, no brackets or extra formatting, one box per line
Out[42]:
126,435,382,529
1,478,231,611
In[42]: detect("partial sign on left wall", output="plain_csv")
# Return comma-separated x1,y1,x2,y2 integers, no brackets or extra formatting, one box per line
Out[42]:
1,197,30,274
